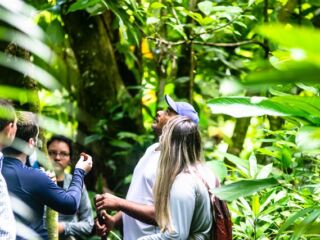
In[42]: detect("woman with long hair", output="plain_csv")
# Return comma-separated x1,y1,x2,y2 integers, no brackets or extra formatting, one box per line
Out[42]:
139,116,217,239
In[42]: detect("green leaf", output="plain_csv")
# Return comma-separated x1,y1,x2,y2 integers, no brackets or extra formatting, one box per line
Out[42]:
296,126,320,151
205,160,228,182
146,17,160,25
248,0,256,6
257,24,320,58
0,26,54,63
0,86,34,103
252,195,260,216
249,153,257,178
109,140,132,149
68,0,103,13
292,209,320,239
221,152,249,176
277,207,315,237
150,2,166,9
244,62,320,86
210,6,242,14
256,163,273,179
212,178,278,201
84,134,103,145
208,96,320,125
208,97,286,118
198,1,213,16
0,53,61,90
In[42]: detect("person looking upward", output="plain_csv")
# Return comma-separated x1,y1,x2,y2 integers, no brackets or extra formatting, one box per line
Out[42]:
95,95,200,239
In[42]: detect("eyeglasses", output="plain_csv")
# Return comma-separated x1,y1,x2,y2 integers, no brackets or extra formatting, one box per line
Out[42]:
48,151,70,158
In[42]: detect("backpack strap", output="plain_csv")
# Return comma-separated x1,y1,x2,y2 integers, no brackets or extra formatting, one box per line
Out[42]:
192,169,219,198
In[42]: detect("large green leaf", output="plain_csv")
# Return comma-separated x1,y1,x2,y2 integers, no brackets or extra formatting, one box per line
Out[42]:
205,160,228,182
208,97,287,118
212,178,278,201
208,96,320,125
0,26,54,63
257,24,320,58
244,62,320,86
277,207,315,238
0,53,60,90
277,207,320,239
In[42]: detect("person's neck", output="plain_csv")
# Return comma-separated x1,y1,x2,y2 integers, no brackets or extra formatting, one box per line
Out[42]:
56,172,65,182
6,153,27,165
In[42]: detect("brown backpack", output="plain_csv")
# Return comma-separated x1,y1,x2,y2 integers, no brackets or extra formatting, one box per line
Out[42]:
211,194,233,240
195,172,232,240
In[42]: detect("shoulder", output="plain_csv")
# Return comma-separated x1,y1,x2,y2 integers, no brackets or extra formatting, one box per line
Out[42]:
171,173,198,198
145,142,160,153
27,167,51,182
197,163,218,189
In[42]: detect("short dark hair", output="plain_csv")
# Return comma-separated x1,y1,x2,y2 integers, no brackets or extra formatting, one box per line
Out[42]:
3,111,38,155
47,135,73,159
0,99,16,131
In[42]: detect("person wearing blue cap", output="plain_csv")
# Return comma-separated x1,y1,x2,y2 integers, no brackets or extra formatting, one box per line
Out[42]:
95,95,199,239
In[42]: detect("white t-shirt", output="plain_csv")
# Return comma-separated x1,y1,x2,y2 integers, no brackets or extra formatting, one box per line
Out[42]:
123,143,161,240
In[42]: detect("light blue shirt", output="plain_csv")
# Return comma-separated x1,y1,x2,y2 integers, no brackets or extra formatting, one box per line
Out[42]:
58,173,94,239
139,165,215,240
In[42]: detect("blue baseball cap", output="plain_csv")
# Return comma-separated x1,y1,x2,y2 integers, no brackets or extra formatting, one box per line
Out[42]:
165,95,199,124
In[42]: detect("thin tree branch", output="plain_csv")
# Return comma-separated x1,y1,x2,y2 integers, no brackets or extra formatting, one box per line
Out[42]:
147,37,268,52
191,6,250,40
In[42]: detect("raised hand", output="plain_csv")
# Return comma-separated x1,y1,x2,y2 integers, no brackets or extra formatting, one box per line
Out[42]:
75,152,93,174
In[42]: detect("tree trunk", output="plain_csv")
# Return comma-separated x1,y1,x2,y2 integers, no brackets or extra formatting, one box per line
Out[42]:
61,6,144,192
175,0,197,101
227,117,251,156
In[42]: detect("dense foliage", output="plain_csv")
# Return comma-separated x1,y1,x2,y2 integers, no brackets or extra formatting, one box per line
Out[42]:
1,0,320,239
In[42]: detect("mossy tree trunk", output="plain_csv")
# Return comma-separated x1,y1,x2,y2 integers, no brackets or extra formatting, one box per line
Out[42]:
61,6,144,192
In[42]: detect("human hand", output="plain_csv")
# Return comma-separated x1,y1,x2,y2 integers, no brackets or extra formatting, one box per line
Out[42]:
75,152,92,174
95,193,122,211
95,211,115,237
58,222,65,234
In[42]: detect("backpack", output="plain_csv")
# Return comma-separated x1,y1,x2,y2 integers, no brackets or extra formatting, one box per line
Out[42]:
195,171,232,240
211,193,233,240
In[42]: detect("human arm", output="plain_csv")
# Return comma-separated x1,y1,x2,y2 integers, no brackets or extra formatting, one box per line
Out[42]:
59,185,94,238
95,193,157,225
35,153,93,214
138,175,196,240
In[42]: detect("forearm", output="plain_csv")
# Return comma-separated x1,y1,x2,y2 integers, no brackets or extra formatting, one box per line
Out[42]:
62,220,94,237
118,199,157,225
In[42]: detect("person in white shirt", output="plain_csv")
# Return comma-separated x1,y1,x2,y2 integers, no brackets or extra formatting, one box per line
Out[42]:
95,95,199,240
